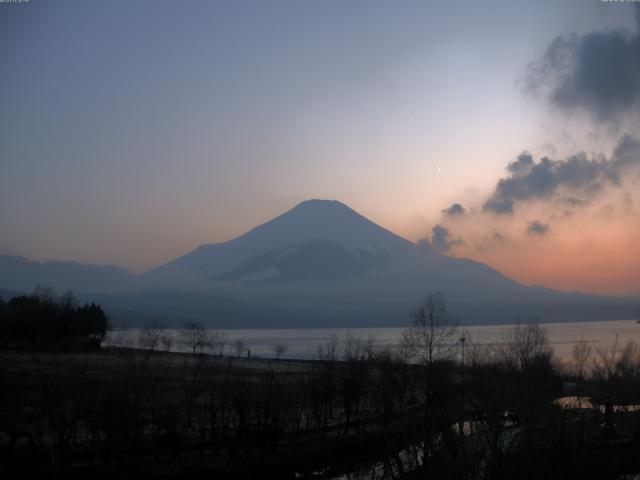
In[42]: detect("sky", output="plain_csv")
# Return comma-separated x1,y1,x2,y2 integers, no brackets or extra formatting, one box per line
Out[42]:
1,0,639,294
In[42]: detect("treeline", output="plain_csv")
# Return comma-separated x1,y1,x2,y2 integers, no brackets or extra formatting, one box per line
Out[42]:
0,288,109,350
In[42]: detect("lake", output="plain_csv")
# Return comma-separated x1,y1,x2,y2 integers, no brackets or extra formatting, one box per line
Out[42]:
105,319,640,362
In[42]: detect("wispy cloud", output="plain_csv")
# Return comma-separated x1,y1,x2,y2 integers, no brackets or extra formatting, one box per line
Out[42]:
527,220,550,235
441,203,466,217
430,225,465,253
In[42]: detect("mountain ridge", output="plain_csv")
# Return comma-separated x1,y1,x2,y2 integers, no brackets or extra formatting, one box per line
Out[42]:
1,199,638,327
146,199,420,284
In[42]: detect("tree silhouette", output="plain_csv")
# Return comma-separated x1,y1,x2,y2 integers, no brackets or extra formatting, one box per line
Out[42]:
0,288,109,350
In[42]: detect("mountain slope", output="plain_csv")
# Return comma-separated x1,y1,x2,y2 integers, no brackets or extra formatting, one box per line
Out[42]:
0,255,136,294
147,199,417,284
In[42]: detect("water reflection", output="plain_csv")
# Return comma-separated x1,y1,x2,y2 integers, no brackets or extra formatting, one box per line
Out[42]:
555,396,640,413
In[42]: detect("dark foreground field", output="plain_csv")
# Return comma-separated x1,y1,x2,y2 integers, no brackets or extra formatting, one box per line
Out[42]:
3,331,640,479
0,347,427,479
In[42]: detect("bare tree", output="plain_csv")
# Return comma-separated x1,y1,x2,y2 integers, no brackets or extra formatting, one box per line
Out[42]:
343,333,365,361
271,343,288,360
181,321,209,355
33,285,58,303
460,331,493,367
160,333,174,352
138,323,161,352
572,340,592,398
112,328,134,348
496,320,559,433
233,339,246,357
317,334,338,361
591,337,640,423
499,319,552,370
401,292,457,366
401,291,458,465
209,330,227,357
59,290,78,309
339,346,371,433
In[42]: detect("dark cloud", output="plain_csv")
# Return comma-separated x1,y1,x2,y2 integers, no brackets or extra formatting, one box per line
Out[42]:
527,220,550,235
430,225,464,253
612,133,640,172
441,203,466,216
526,9,640,123
507,152,535,176
483,135,640,215
561,197,589,208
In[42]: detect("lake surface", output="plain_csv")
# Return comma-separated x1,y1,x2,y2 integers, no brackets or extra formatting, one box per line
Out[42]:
105,319,640,362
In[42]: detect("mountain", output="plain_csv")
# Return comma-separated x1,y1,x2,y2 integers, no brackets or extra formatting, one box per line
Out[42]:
1,200,637,327
142,199,636,326
0,255,136,295
146,199,416,285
